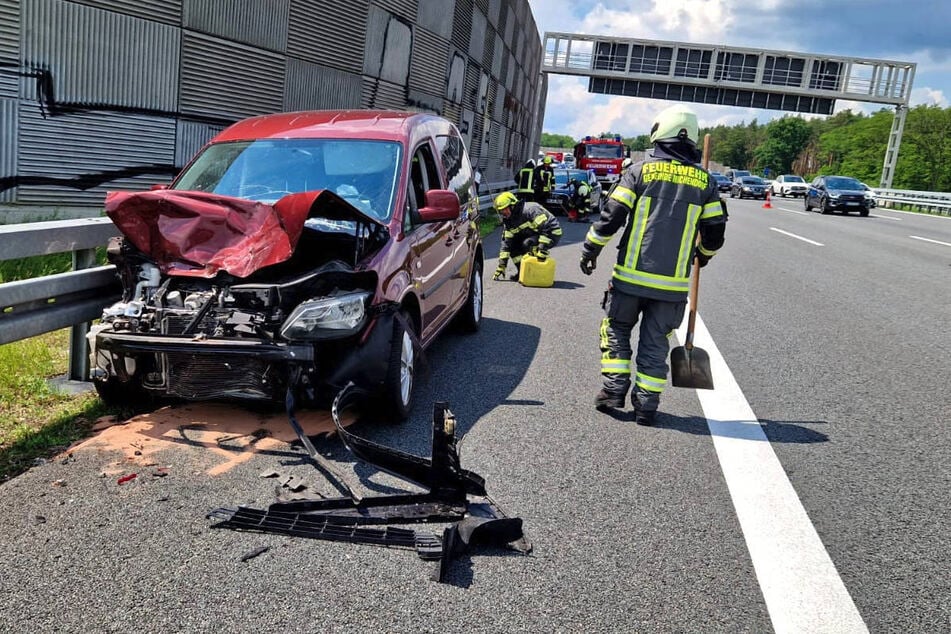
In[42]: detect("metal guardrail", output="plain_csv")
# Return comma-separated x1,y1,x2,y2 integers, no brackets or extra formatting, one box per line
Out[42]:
871,188,951,215
0,217,122,381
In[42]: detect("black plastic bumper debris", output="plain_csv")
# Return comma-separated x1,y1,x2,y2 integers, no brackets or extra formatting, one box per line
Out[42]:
209,382,530,583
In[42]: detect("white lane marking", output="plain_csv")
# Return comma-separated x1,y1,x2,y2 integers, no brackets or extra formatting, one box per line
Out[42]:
676,313,869,634
910,235,951,247
773,206,809,216
769,227,824,246
870,214,900,221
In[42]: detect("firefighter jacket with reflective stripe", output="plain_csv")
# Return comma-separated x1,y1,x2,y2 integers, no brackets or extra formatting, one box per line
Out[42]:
582,157,726,301
534,165,554,195
499,200,564,263
517,167,535,195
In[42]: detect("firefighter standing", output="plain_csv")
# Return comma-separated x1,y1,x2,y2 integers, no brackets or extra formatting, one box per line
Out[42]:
515,160,536,202
579,104,726,425
534,156,555,204
493,191,563,281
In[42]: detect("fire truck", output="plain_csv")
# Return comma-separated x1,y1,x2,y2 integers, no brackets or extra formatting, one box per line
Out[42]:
573,135,630,187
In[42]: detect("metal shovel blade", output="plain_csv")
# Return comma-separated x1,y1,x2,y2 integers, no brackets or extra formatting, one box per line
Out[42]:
670,345,714,390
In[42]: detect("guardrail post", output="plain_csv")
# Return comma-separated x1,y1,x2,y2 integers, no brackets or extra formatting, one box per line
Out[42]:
69,248,98,381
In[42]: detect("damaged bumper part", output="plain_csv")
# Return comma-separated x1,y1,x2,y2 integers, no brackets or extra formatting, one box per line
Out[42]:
208,384,531,583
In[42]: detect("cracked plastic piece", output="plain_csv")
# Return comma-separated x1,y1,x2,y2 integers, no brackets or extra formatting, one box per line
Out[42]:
209,383,530,582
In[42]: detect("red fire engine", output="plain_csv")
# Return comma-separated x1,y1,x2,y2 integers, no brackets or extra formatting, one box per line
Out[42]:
573,135,629,188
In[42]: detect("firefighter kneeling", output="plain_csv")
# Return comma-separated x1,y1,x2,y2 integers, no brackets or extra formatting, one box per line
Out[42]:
492,191,563,282
568,177,592,222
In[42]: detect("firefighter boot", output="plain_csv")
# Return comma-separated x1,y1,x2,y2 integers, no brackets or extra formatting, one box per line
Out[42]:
632,389,658,426
594,389,625,412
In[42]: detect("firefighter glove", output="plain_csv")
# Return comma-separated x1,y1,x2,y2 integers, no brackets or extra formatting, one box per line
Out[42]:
694,247,712,268
580,253,597,275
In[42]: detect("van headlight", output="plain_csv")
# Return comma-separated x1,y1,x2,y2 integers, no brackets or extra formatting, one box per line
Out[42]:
280,292,372,341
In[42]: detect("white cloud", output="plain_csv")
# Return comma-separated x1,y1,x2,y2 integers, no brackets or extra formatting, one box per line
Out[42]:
910,87,948,107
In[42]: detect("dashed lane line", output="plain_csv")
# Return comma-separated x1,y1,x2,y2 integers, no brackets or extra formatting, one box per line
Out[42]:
676,312,869,634
910,235,951,247
769,227,824,246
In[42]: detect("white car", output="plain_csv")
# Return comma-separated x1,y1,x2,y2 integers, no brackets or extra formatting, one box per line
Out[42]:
771,174,808,198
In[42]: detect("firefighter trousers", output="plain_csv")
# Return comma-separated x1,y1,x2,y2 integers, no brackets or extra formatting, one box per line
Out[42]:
599,287,687,412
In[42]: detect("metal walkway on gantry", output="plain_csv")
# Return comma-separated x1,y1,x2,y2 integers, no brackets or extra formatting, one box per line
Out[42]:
542,32,916,188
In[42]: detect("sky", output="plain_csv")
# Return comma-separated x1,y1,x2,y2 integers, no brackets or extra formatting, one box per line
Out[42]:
525,0,951,139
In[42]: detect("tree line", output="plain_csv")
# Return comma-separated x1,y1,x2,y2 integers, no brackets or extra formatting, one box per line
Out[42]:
540,104,951,191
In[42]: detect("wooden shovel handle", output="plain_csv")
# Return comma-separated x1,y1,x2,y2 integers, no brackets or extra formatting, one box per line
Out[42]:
686,133,712,350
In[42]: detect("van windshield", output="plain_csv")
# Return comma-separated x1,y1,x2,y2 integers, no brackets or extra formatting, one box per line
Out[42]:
173,139,403,222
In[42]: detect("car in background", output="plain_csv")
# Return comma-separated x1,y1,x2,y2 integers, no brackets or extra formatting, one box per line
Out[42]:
860,182,878,208
547,167,603,216
804,175,871,216
710,171,732,192
725,169,751,182
771,174,808,198
89,110,484,421
730,175,767,199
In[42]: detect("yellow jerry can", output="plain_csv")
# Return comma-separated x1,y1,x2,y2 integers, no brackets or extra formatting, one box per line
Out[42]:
518,254,556,287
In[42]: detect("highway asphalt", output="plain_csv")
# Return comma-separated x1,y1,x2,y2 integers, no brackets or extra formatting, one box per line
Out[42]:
0,197,948,632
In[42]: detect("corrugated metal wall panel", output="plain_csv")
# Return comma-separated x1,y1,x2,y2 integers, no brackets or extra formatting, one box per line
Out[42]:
487,0,501,27
442,103,461,129
451,0,472,53
0,0,18,98
21,0,180,111
464,63,480,115
180,31,285,120
410,27,448,95
361,77,407,110
372,0,417,21
491,34,503,79
70,0,181,24
285,58,363,111
416,0,451,39
287,0,367,74
175,119,225,167
16,104,177,204
0,98,16,202
502,3,515,43
469,9,485,61
481,22,494,70
183,0,289,52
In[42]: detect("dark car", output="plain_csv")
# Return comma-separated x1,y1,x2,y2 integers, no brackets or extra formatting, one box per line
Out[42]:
546,168,603,216
89,110,484,420
711,172,732,192
730,176,767,199
804,175,871,216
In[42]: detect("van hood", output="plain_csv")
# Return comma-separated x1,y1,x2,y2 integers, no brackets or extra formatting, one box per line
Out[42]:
104,189,386,278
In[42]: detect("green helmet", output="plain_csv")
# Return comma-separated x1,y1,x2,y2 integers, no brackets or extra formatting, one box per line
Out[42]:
649,104,699,145
494,191,518,211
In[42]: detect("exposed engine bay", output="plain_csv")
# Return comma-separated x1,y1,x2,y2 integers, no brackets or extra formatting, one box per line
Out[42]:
89,189,392,404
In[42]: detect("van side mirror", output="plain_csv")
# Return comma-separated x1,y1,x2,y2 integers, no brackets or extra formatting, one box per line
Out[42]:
418,189,461,222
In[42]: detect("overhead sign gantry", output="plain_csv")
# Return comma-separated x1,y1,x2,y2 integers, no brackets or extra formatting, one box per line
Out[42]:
542,32,916,188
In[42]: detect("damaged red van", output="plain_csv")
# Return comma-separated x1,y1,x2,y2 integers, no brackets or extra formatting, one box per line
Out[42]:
89,110,484,420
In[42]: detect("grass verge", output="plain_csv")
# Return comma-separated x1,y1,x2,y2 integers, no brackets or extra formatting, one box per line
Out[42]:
0,330,115,482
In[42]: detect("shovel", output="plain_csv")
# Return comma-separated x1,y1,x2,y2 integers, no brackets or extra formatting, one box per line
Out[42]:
670,133,714,390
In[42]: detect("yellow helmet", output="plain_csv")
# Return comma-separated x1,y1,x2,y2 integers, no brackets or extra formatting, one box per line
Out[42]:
494,191,518,211
543,155,553,164
650,104,699,145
